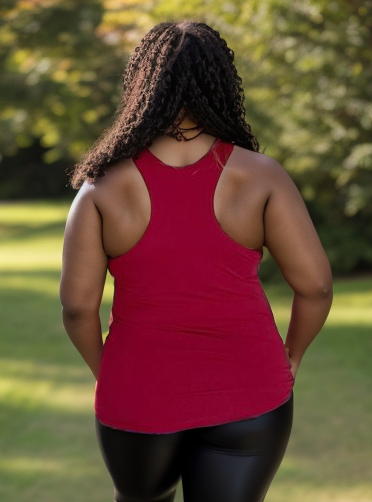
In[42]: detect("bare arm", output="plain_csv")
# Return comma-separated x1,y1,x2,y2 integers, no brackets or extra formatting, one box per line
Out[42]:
263,157,333,380
59,181,108,380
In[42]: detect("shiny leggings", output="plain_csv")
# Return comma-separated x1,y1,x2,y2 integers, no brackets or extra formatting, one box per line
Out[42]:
95,390,294,502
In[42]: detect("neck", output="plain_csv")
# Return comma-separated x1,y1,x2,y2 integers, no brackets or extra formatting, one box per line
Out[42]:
166,114,204,142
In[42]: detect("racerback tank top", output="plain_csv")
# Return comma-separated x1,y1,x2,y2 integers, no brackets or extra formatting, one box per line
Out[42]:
94,138,294,434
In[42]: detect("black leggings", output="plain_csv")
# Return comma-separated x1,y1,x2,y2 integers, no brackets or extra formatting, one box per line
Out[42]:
95,390,294,502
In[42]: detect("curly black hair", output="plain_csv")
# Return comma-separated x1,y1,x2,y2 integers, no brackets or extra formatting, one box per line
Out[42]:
69,20,260,189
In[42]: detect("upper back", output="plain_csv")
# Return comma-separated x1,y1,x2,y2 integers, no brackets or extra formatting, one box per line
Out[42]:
91,138,274,260
63,136,332,315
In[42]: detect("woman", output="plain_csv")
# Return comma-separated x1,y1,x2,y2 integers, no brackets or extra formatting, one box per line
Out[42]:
60,20,333,502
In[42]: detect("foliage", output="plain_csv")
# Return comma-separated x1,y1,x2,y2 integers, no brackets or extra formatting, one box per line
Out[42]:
0,0,371,274
152,0,372,275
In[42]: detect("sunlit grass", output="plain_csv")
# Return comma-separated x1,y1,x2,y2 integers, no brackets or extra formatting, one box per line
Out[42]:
0,200,371,502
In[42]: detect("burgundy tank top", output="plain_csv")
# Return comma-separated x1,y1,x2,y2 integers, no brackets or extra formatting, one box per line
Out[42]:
94,138,294,433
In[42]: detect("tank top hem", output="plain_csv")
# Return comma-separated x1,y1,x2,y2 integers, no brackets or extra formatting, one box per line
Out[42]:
94,386,294,434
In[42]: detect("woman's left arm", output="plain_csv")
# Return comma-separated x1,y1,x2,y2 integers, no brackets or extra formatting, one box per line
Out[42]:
59,181,108,380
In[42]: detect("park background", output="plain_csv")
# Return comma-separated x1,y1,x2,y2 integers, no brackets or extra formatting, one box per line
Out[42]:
0,0,371,500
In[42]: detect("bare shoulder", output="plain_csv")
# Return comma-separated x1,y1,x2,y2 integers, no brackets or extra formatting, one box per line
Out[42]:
92,158,135,188
232,145,294,191
84,157,136,204
233,145,287,175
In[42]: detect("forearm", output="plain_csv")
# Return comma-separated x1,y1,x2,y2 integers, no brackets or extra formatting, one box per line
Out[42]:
62,309,104,380
284,290,333,364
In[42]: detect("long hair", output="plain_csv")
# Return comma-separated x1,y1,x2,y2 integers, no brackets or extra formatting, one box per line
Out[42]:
68,20,260,189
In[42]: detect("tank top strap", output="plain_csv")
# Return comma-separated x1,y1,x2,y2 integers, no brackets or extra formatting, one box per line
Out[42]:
131,138,234,189
123,139,236,259
131,138,234,221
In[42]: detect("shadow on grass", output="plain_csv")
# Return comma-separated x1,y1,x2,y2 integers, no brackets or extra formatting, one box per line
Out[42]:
0,269,113,501
287,324,372,483
0,269,112,365
0,221,68,243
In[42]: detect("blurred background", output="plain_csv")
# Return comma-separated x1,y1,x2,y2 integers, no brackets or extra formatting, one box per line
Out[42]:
0,0,371,501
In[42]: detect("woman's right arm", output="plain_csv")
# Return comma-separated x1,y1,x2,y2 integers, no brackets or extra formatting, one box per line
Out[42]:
262,156,333,380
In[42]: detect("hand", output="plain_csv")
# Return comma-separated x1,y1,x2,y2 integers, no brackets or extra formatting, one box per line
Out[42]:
284,347,299,382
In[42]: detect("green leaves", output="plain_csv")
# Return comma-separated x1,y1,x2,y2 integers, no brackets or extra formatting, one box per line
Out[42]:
1,0,370,272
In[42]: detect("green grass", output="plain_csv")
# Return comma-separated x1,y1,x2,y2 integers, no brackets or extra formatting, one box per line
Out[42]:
0,200,371,502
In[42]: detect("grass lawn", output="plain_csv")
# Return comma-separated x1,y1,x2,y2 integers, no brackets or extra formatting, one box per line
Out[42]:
0,200,371,502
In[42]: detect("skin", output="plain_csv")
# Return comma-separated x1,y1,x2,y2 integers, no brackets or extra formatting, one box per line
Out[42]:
60,115,333,382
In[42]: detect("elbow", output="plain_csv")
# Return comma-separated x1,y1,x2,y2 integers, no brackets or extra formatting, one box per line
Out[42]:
60,287,101,320
319,282,333,298
293,281,333,299
61,304,100,321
